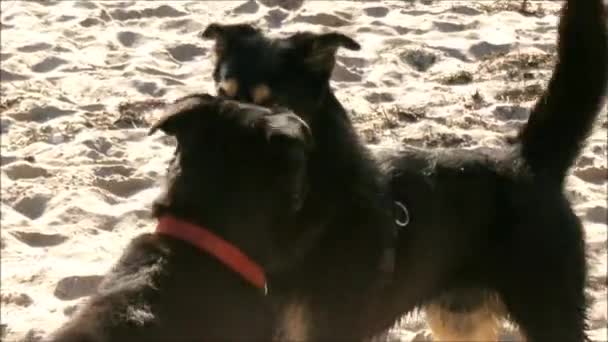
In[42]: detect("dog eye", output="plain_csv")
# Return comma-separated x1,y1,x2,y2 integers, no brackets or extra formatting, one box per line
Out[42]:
218,87,227,97
252,84,272,105
219,78,239,98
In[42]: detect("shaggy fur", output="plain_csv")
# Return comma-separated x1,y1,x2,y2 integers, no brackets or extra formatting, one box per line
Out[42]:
200,0,607,340
45,95,313,342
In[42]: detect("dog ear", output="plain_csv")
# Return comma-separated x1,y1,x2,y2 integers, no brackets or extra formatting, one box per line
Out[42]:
148,95,212,137
287,31,361,73
200,23,259,55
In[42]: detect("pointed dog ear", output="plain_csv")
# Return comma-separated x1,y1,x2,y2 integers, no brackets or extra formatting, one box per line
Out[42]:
286,31,361,73
200,23,260,56
148,95,214,137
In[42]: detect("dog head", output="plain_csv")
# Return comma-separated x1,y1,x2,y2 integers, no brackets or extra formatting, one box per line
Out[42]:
149,94,312,272
201,23,360,117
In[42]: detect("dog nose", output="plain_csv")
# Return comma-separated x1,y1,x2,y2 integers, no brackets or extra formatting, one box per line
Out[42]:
218,78,239,98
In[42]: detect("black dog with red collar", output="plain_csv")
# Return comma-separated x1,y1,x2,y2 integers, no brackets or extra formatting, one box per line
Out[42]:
46,95,312,342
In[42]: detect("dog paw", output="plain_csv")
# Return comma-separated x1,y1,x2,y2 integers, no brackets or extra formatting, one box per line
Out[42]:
256,113,312,146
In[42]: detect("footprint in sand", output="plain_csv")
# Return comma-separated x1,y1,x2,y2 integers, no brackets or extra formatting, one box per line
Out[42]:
79,17,103,28
56,15,77,23
365,92,395,104
433,20,478,33
99,9,112,22
1,117,14,135
432,46,471,62
3,162,50,180
0,154,17,166
233,0,259,14
9,105,75,122
48,205,116,230
81,137,113,156
469,41,513,60
116,31,147,48
17,42,53,53
102,1,136,8
109,5,186,21
357,26,395,36
265,8,289,28
73,1,97,9
576,155,594,168
449,5,483,16
592,145,606,157
23,329,45,342
364,6,389,18
586,240,605,257
136,66,182,80
574,165,608,185
259,0,304,11
93,165,135,178
79,103,106,112
0,292,33,307
1,69,29,81
438,70,474,85
400,48,439,72
94,176,155,198
54,275,104,301
110,209,152,232
332,63,362,82
587,274,606,293
380,71,402,86
11,231,68,247
131,80,166,97
52,44,72,54
493,105,529,121
31,56,68,73
13,193,53,220
586,206,607,224
400,8,434,16
160,18,204,34
293,12,351,27
166,44,207,62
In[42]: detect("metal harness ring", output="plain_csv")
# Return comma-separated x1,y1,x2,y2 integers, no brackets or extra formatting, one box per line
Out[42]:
394,201,410,228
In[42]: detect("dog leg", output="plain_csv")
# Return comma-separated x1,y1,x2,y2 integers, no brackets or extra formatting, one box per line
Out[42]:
274,299,311,342
425,290,505,342
497,273,588,342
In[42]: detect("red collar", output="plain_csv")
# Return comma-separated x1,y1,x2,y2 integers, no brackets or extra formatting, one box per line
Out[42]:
155,215,267,294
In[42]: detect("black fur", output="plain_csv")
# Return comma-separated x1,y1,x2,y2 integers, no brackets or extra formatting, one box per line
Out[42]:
201,0,607,340
45,95,312,342
203,21,399,341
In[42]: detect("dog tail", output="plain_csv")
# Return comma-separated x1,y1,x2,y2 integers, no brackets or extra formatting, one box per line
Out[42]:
516,0,607,182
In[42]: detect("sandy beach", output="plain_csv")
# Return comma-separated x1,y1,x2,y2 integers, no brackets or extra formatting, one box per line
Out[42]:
1,1,606,340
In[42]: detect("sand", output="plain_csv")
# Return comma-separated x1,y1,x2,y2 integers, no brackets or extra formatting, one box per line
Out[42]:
1,1,606,341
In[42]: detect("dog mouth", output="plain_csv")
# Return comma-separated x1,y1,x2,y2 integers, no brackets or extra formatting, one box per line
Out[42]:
218,94,278,109
216,80,278,108
216,91,286,114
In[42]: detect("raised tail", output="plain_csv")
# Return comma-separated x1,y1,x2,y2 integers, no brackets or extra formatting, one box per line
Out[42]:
517,0,607,182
